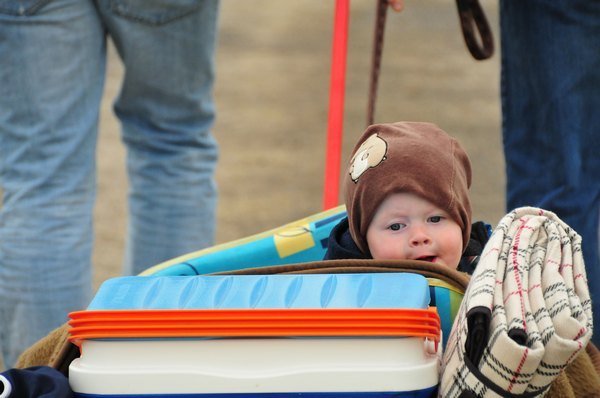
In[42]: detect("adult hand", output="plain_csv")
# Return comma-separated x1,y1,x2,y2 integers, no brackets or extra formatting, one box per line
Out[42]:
388,0,404,12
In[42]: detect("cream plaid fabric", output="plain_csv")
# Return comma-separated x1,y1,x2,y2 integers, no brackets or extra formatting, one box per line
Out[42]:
440,207,593,397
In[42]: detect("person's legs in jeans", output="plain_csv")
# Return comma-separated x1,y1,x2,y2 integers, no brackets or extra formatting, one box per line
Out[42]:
500,0,600,344
97,0,220,275
0,0,104,366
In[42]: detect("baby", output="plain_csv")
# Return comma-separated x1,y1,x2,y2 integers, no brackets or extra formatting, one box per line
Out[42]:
324,121,483,271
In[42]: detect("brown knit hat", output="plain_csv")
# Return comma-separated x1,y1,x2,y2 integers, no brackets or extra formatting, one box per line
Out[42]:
344,121,472,255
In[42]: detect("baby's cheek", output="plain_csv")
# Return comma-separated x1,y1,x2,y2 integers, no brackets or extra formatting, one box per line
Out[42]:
371,243,405,261
448,246,463,269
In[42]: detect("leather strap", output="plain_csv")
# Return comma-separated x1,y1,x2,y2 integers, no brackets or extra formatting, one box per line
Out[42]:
366,0,495,126
456,0,495,60
366,0,389,126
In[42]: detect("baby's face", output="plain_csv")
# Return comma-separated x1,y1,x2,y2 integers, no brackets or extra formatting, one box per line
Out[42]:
366,192,463,268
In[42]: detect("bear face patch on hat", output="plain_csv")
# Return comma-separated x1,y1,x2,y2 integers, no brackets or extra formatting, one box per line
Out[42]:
349,133,388,183
344,121,472,256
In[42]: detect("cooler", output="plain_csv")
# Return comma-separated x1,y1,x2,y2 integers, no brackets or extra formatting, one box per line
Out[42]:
68,273,441,397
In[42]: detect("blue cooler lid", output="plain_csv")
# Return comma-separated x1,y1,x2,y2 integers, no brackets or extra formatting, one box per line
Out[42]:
88,273,430,310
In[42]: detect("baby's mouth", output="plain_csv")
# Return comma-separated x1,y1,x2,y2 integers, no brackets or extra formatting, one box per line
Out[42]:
416,256,436,263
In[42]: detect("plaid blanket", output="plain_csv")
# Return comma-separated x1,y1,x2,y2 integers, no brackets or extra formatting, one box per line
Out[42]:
440,207,594,397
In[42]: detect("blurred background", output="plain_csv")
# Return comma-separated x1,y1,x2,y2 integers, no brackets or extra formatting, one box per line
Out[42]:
93,0,504,290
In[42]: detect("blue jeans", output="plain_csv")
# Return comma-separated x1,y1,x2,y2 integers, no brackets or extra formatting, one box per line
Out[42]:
500,1,600,345
0,0,219,367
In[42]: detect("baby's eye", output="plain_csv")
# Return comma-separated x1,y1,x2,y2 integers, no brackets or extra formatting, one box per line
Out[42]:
389,223,405,231
428,216,443,223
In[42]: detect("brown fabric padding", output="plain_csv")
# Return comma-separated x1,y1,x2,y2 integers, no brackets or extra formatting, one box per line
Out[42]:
15,324,72,373
545,371,575,398
14,258,600,398
563,343,600,397
588,342,600,376
16,259,469,375
215,259,471,292
545,342,600,398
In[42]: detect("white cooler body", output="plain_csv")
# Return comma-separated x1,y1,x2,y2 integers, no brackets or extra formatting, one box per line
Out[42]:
70,337,439,397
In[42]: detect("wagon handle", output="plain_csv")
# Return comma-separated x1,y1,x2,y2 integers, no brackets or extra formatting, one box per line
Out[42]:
323,0,349,210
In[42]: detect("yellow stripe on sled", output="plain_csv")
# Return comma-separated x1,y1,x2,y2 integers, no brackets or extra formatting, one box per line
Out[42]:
274,224,315,258
426,278,464,295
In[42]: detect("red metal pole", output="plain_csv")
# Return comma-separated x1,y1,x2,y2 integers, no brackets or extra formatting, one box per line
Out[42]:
322,0,349,210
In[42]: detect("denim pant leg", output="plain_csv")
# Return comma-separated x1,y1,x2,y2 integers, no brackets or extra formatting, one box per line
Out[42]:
98,0,220,275
0,0,104,366
500,1,600,344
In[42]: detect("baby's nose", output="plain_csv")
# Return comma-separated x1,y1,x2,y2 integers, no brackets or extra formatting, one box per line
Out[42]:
410,229,431,246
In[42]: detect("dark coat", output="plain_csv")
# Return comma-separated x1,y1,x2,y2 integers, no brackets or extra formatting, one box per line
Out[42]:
0,366,72,397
